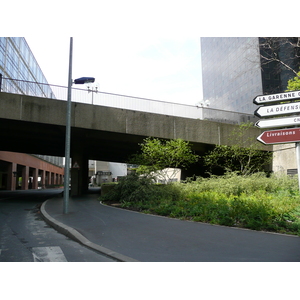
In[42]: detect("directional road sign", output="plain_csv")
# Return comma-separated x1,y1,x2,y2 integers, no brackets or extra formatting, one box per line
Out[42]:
254,102,300,118
257,128,300,145
253,90,300,105
255,116,300,129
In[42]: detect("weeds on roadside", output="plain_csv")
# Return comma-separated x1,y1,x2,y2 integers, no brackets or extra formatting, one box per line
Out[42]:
100,172,300,235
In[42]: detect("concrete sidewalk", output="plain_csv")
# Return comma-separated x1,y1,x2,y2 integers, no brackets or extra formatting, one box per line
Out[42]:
41,191,300,262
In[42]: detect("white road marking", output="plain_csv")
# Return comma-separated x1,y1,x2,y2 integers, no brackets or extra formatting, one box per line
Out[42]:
32,246,67,262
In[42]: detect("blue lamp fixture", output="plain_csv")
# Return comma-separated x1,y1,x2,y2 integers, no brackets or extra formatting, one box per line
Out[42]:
74,77,95,84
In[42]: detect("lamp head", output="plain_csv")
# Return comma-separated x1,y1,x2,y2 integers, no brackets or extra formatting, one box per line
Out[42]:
74,77,95,84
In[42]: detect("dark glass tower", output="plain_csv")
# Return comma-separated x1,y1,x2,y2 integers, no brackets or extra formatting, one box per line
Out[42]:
201,37,300,115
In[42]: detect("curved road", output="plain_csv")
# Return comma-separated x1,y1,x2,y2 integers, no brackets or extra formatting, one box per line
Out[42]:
0,189,116,262
3,189,300,262
43,193,300,262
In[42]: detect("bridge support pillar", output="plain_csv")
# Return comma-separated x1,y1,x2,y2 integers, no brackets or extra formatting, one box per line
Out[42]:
7,162,17,191
22,166,29,190
32,168,38,189
40,169,46,189
71,148,89,196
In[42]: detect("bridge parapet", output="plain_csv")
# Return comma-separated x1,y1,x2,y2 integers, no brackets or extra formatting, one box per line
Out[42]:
0,92,268,154
0,77,256,125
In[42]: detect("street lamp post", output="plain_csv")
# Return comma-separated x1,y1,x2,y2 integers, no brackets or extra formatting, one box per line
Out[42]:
63,37,73,214
63,37,95,214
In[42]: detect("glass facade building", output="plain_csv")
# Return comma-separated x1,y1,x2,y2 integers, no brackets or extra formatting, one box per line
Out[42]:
201,37,263,114
0,37,54,98
0,37,62,167
200,37,300,115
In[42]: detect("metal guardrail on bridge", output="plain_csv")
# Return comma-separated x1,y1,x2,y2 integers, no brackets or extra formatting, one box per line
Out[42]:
0,76,257,125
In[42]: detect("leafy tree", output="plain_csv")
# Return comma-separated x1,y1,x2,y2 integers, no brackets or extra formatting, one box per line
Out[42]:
129,137,199,183
203,123,272,176
286,71,300,91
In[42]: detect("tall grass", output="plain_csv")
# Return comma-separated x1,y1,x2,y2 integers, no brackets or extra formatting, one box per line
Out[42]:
181,172,298,195
100,173,300,235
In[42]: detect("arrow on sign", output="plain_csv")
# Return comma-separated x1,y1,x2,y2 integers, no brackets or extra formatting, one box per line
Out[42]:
257,128,300,145
255,116,300,129
254,102,300,118
253,90,300,105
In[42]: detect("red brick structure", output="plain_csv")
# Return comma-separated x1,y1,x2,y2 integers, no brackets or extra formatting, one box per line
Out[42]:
0,151,64,190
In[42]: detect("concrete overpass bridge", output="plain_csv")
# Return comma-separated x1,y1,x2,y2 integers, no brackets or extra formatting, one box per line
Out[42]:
0,92,265,195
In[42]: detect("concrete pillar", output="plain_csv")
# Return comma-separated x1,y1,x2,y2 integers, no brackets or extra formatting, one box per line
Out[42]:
32,168,38,189
40,169,46,189
59,174,63,185
49,172,53,185
22,165,29,190
7,162,17,191
45,171,49,187
71,152,89,196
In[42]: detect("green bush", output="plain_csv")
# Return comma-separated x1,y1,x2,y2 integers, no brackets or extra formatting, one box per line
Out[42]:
100,173,183,207
101,172,300,235
101,183,117,196
182,172,299,195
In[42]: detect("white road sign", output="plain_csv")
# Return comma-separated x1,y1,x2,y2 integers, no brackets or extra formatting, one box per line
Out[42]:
253,90,300,105
255,116,300,128
254,102,300,118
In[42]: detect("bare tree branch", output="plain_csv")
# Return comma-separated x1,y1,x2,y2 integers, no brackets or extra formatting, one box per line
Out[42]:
259,37,300,78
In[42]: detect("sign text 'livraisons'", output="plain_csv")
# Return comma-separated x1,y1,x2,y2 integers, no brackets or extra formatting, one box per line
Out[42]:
266,130,296,137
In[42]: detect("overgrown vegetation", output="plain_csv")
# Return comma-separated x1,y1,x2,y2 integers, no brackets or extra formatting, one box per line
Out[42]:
286,70,300,91
203,123,272,175
128,137,198,183
100,172,300,235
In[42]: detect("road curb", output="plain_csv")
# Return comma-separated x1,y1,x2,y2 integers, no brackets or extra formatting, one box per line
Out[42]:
40,200,139,262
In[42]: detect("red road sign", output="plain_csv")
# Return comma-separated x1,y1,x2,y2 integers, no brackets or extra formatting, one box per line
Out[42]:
257,128,300,145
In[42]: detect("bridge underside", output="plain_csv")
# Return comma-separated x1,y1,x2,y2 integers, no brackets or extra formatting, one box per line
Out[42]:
0,92,267,195
0,118,212,162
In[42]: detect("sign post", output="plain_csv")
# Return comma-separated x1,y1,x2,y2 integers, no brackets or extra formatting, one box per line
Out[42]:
254,90,300,190
296,143,300,191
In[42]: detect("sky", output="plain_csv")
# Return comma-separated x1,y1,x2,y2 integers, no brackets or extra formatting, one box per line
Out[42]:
26,36,203,105
4,1,294,108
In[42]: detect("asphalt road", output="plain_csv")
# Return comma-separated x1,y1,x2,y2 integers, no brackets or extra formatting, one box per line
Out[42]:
0,189,116,262
44,194,300,262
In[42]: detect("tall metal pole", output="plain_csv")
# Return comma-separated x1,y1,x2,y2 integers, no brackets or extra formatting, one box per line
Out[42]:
63,37,73,214
296,142,300,191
